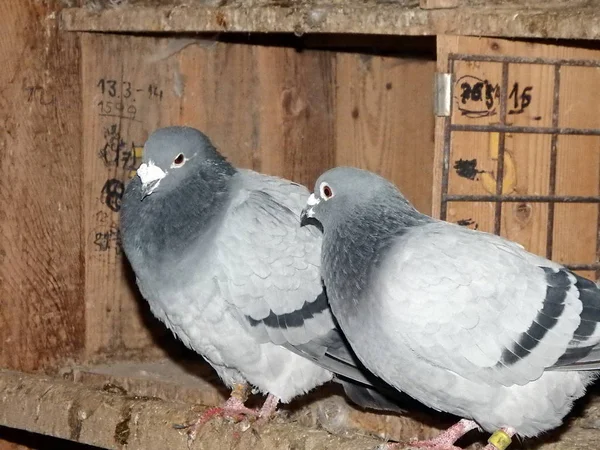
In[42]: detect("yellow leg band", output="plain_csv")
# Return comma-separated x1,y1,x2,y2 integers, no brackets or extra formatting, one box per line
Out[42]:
488,429,512,450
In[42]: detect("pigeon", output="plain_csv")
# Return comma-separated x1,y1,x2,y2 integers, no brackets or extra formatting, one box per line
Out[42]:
120,127,404,438
301,166,600,450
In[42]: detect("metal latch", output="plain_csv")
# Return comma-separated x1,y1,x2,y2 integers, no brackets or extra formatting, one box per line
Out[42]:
434,72,452,117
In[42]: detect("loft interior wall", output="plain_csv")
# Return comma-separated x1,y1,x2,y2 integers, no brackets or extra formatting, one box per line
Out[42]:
81,32,436,362
0,0,84,373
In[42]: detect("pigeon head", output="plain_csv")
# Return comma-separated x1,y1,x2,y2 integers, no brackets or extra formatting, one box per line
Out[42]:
300,167,422,232
136,126,232,200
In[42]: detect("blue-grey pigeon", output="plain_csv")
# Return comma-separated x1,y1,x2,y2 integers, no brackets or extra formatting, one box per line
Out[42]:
120,127,403,439
301,166,600,450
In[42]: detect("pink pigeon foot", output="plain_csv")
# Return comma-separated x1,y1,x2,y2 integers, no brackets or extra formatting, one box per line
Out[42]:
254,393,280,425
383,419,479,450
174,383,258,443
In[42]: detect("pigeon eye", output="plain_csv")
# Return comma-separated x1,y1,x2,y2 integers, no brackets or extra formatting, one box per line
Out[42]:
320,182,334,200
172,153,185,167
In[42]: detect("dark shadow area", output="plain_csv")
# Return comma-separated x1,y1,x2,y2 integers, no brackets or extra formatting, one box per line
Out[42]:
0,426,103,450
88,30,438,60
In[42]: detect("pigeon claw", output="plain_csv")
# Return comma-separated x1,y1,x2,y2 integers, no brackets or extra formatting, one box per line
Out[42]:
174,396,259,446
380,419,479,450
173,390,280,447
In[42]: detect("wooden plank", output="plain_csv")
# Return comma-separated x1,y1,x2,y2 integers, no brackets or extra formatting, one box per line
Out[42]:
174,41,259,170
81,34,185,360
68,359,455,444
254,46,336,188
419,0,460,10
499,132,552,256
445,202,496,233
552,136,600,270
3,364,600,449
0,369,383,450
335,55,435,214
80,36,339,360
434,36,600,272
0,0,84,371
60,1,600,40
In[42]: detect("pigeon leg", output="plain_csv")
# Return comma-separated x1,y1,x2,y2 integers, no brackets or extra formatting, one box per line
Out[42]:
175,383,258,443
382,419,479,450
255,393,280,424
482,427,515,450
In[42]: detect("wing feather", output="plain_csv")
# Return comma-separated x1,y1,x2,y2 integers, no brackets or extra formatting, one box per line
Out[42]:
375,221,596,386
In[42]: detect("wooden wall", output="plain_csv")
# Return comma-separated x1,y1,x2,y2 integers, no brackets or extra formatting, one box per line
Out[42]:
0,0,435,369
80,34,436,361
0,1,83,372
434,36,600,280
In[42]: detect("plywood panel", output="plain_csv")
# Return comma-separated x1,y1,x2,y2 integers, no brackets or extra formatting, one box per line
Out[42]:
335,55,435,214
176,42,259,170
256,47,336,189
553,204,598,265
559,66,600,130
86,36,429,360
435,36,600,273
176,43,336,188
445,202,495,233
500,132,552,255
451,61,502,127
448,131,498,196
82,34,185,359
0,0,83,371
555,136,600,197
552,136,600,267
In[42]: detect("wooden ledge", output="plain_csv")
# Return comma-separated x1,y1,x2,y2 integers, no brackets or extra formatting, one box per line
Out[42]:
59,1,600,40
2,360,600,449
0,367,383,450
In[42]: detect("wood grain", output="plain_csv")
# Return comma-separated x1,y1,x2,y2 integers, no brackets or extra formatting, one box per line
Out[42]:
255,46,336,189
500,132,552,256
552,136,600,270
435,36,600,272
60,1,600,41
81,35,438,361
335,55,435,214
175,41,258,170
0,0,84,371
81,34,190,360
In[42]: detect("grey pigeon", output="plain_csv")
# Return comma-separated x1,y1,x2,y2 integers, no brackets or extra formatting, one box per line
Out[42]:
301,166,600,450
120,127,404,438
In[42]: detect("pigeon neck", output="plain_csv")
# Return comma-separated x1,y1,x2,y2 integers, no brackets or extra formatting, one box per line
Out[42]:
128,163,236,266
321,199,431,317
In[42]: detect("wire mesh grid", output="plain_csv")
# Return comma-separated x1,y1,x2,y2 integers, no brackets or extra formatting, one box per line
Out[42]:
439,53,600,272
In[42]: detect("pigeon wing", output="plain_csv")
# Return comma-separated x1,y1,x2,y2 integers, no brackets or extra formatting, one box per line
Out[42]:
372,221,600,387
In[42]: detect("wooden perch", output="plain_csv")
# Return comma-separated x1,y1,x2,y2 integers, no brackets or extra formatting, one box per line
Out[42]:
1,361,600,449
0,369,386,450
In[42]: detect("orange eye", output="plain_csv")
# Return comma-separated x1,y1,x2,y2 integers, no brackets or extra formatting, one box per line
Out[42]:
173,153,185,166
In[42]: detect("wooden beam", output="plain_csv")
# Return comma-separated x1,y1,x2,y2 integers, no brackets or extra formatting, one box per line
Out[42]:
0,369,388,450
1,363,600,449
60,1,600,40
0,0,84,371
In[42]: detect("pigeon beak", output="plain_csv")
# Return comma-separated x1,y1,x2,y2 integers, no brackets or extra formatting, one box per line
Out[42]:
300,207,311,227
137,161,166,200
141,179,161,200
300,193,320,227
